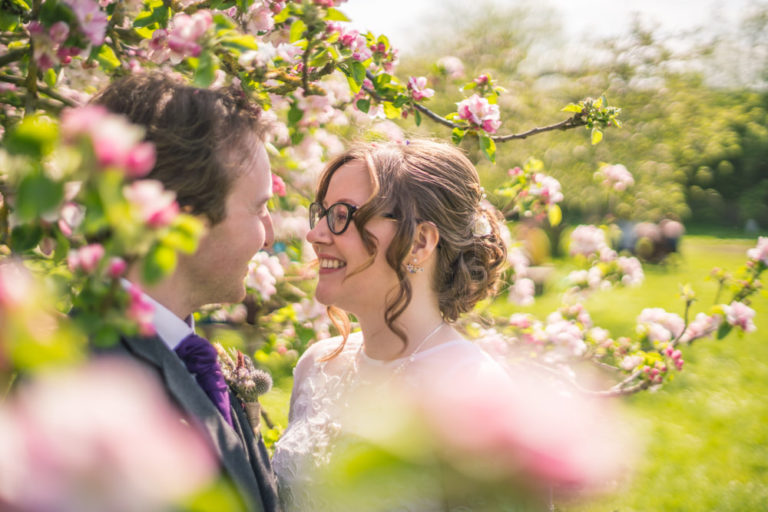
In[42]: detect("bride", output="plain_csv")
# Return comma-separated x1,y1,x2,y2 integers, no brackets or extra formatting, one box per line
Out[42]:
271,139,512,510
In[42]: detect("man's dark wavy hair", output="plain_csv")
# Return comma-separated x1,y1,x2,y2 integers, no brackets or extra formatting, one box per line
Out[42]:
92,73,270,224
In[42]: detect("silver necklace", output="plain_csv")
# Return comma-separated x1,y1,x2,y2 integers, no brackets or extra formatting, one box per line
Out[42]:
389,320,447,375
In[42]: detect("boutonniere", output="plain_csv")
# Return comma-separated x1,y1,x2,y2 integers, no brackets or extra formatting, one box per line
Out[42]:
215,343,272,436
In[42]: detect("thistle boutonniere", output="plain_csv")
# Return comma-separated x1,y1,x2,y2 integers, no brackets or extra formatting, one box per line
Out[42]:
215,343,273,436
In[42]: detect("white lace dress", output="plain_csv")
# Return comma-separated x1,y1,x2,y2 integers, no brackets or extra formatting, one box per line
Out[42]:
271,332,507,512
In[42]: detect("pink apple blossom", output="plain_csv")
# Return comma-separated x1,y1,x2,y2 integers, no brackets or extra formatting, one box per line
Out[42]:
528,173,563,205
272,173,286,197
167,11,212,59
596,164,634,191
127,283,155,336
407,76,434,101
58,201,85,237
436,56,464,78
747,236,768,265
0,261,33,309
108,257,127,278
617,256,644,286
247,251,285,301
411,359,630,492
247,2,275,33
569,225,608,257
67,243,105,274
123,141,156,178
0,359,215,511
722,301,756,333
680,312,721,343
509,277,535,306
620,354,644,371
123,180,180,228
456,94,502,133
636,308,685,342
62,0,108,46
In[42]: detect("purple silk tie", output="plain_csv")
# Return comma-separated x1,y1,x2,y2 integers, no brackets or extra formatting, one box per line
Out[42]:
175,333,233,427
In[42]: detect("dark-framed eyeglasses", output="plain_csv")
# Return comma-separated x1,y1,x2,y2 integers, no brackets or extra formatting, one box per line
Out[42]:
309,201,359,235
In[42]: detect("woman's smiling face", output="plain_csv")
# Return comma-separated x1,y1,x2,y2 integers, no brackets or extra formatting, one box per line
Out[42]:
306,160,400,317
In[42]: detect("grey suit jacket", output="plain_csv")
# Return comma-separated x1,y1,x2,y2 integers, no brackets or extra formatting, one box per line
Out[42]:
98,335,281,512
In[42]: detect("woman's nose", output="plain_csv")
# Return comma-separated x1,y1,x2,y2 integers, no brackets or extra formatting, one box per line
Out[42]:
306,216,331,244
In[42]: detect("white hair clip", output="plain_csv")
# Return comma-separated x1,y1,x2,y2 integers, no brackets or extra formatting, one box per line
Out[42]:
472,214,492,237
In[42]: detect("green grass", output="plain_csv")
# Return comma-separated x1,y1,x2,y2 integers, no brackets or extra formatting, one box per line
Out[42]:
526,236,768,512
264,235,768,511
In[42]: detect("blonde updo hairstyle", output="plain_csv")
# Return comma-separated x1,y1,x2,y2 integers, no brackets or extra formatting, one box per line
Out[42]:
316,140,507,358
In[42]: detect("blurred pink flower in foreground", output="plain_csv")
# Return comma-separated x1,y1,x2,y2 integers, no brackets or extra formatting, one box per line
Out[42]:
123,180,180,228
0,359,216,512
60,105,156,177
415,362,632,495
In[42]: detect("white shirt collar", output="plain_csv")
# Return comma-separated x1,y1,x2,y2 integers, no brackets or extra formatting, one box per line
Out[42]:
121,279,195,350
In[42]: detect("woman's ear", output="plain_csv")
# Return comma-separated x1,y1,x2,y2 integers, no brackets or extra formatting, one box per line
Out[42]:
410,221,440,265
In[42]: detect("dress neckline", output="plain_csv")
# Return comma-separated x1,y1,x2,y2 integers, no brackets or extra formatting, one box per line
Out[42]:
357,338,469,366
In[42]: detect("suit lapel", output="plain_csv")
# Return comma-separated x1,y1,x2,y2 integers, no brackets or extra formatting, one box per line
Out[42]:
122,336,265,512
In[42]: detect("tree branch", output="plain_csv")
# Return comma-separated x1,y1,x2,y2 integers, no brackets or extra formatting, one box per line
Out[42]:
0,47,27,69
0,74,76,107
363,70,587,142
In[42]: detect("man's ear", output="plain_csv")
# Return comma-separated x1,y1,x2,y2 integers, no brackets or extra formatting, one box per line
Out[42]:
410,221,440,265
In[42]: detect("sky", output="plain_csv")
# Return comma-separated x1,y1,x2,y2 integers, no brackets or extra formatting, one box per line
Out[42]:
341,0,756,55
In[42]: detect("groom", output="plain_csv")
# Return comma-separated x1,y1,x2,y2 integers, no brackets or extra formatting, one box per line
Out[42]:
91,74,280,512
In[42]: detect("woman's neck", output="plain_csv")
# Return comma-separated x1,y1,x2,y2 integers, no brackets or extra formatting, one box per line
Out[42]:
357,305,447,361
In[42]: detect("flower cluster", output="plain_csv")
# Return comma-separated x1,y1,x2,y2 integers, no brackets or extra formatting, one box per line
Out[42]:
0,360,216,511
407,76,434,101
123,180,180,229
146,11,213,63
497,158,563,225
595,163,635,191
456,94,501,134
61,105,156,178
566,226,644,292
747,236,768,266
246,251,286,301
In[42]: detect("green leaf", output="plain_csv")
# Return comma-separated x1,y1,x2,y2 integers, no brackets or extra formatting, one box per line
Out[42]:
356,98,370,113
325,7,350,21
16,173,64,221
414,109,421,126
382,102,401,119
547,204,562,227
213,12,236,30
479,134,496,162
163,214,204,254
133,5,170,28
43,67,58,88
192,51,217,88
451,127,466,145
349,60,366,88
591,127,603,145
142,243,178,284
220,33,259,51
5,114,58,157
95,44,121,71
716,321,733,340
289,19,306,43
10,224,43,252
287,101,304,125
562,103,583,113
